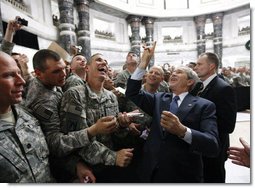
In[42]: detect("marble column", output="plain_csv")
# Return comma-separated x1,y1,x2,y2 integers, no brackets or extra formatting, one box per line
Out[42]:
75,0,91,59
142,16,155,68
58,0,76,54
126,15,143,57
194,15,206,57
212,12,224,68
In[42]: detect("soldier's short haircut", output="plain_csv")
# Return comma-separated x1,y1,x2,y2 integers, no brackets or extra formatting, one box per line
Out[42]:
33,49,61,72
200,52,220,69
71,53,87,64
87,53,103,65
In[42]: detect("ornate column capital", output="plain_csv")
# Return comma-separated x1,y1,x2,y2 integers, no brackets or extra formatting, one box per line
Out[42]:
126,15,143,24
126,15,143,56
211,12,224,25
194,15,206,26
75,0,93,6
142,17,155,25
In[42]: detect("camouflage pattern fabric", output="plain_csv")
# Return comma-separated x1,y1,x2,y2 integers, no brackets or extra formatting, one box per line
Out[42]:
0,39,15,55
158,80,170,93
0,105,54,182
62,73,85,92
24,78,91,157
60,83,124,166
114,69,131,89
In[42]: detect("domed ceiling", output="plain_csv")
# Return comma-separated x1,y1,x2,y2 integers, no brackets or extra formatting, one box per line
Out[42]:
92,0,251,18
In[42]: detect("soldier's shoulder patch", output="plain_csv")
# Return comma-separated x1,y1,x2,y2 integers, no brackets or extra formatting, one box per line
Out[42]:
34,106,53,121
67,105,86,118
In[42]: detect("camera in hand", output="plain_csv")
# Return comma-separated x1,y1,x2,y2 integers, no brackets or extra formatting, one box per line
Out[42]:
17,18,28,26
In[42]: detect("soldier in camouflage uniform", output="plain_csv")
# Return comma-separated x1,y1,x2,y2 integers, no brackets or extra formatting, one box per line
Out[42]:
60,53,135,182
0,51,53,182
62,54,87,92
24,49,115,182
114,51,138,89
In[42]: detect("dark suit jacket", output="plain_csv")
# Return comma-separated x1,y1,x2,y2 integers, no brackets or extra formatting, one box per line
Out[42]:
126,78,220,183
200,76,237,163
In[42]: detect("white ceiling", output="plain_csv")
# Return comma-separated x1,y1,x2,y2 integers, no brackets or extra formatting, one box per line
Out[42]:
94,0,251,17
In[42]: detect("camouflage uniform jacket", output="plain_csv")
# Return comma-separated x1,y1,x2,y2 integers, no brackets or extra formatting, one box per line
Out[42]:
24,78,91,157
114,69,131,89
60,83,126,166
158,80,170,93
62,73,85,92
0,105,53,182
0,39,15,55
141,81,170,94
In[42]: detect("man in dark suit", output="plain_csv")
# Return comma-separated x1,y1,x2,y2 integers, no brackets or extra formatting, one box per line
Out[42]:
126,42,220,183
194,52,237,183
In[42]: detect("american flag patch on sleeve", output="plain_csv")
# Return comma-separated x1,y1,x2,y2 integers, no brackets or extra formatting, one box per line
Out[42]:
35,106,53,120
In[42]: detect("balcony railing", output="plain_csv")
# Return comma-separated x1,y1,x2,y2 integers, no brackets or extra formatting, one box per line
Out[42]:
4,0,28,12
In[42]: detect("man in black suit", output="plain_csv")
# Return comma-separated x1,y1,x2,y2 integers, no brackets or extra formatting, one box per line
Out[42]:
126,42,220,183
194,52,237,183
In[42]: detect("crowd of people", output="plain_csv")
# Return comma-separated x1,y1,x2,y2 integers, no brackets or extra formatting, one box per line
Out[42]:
0,17,250,183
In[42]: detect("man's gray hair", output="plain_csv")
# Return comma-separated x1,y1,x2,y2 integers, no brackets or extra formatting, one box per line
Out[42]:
175,65,201,91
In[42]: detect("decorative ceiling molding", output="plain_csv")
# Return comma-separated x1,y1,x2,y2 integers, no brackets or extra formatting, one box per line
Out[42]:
93,0,250,18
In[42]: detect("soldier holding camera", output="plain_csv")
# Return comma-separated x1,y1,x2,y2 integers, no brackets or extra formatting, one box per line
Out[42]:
1,16,28,54
1,17,23,54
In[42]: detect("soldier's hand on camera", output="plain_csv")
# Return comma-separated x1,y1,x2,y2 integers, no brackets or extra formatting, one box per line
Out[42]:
116,112,131,128
87,116,117,137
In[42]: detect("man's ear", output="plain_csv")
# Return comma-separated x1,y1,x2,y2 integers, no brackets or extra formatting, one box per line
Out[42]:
34,69,41,78
209,63,216,71
187,79,195,87
85,65,89,72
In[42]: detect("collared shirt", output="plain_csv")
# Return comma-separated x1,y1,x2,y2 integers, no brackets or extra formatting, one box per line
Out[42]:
131,67,192,144
172,92,188,107
203,73,217,89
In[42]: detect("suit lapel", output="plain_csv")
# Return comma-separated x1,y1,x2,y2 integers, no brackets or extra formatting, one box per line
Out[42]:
160,94,172,137
177,94,197,122
200,76,217,97
160,94,172,112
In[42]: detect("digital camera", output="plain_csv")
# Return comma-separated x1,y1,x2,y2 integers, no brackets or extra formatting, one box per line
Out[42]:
17,17,28,26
